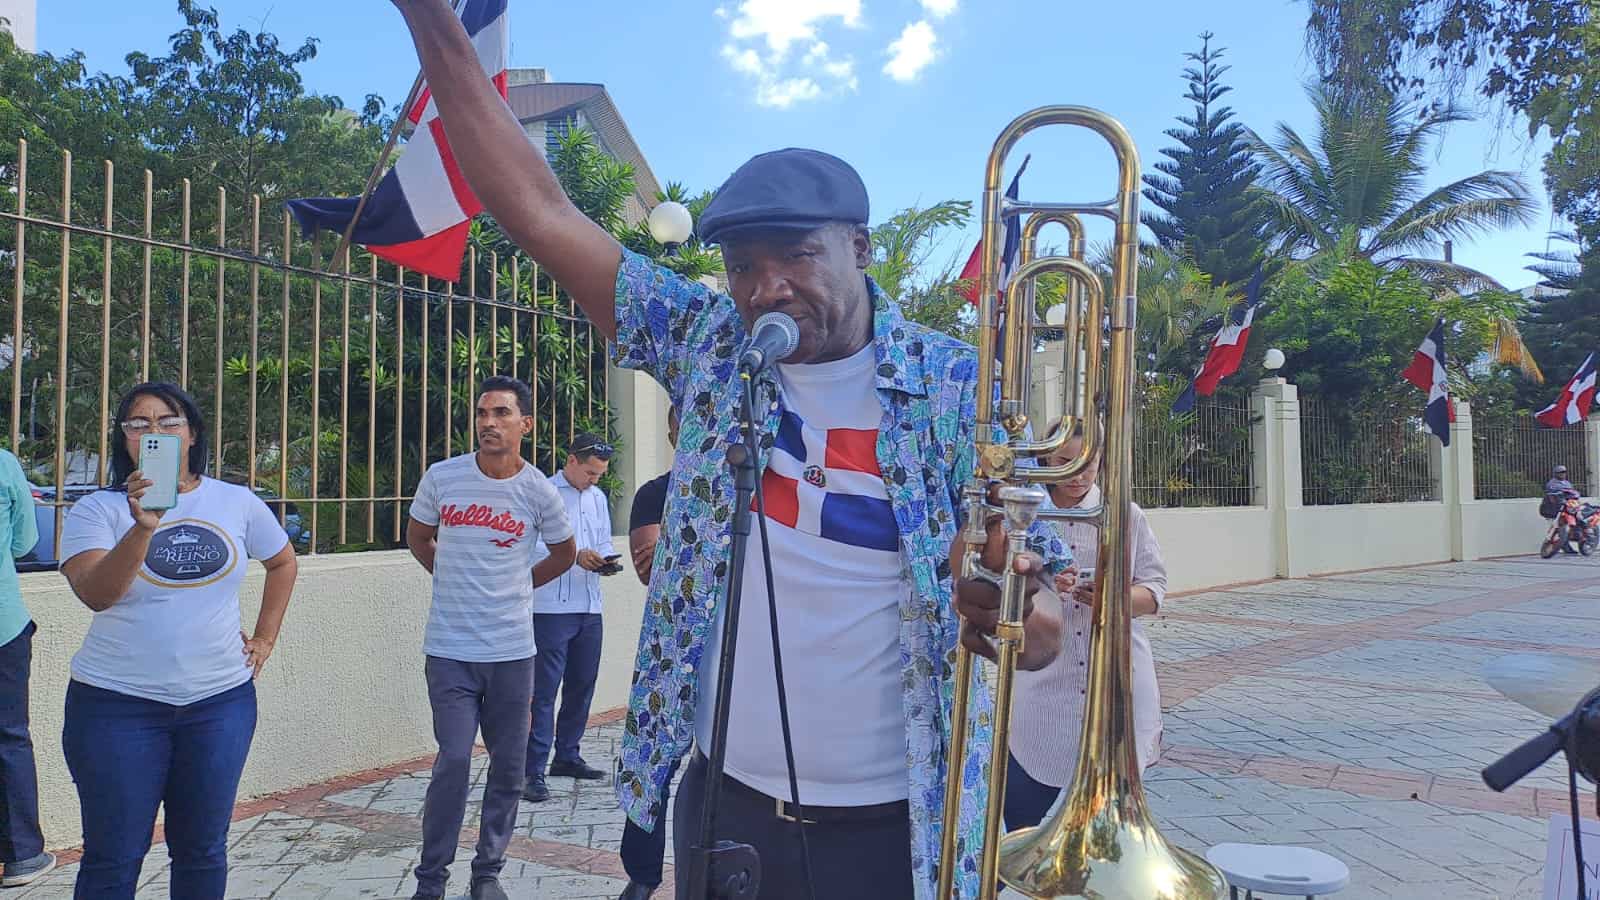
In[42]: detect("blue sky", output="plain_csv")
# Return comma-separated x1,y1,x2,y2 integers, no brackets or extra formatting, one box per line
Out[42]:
40,0,1562,290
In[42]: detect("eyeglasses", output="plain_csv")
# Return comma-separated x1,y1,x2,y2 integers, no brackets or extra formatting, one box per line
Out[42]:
574,440,614,458
119,416,188,435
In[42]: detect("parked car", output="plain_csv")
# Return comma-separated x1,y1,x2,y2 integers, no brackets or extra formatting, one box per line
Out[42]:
15,483,308,573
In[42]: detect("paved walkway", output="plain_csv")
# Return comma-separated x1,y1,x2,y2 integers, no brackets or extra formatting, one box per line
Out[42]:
13,555,1596,898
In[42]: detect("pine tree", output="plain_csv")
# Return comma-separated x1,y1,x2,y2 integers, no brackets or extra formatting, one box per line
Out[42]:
1519,245,1600,408
1142,32,1268,292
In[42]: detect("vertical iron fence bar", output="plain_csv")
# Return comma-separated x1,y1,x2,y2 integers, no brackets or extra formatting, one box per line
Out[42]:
248,197,260,492
340,250,352,545
139,169,152,381
278,216,290,529
367,254,378,543
98,160,113,486
445,278,454,460
214,188,226,477
393,266,404,544
53,151,70,546
10,140,24,454
180,178,191,388
310,236,322,553
421,274,430,471
469,251,479,439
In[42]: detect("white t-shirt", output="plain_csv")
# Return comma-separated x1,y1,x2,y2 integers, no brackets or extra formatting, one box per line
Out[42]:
696,343,910,806
59,478,290,706
409,453,574,663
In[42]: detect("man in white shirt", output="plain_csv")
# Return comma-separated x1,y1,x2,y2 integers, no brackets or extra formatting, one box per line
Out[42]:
523,433,618,804
406,376,577,900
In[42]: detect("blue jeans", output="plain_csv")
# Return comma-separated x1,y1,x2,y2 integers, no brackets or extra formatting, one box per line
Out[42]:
527,613,603,777
63,679,257,899
620,757,678,886
0,621,43,865
1002,752,1062,832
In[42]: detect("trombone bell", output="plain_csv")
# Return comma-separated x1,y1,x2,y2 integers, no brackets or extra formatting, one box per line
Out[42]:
937,105,1227,900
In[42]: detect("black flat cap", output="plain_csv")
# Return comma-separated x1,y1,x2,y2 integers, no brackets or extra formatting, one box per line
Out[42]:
697,148,869,245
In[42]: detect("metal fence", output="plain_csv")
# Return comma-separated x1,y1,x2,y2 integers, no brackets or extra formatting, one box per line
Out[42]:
1473,414,1589,499
1,141,610,556
1300,397,1439,505
1132,382,1256,508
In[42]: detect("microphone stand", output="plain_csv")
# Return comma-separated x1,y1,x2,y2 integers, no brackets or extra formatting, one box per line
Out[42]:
682,371,763,900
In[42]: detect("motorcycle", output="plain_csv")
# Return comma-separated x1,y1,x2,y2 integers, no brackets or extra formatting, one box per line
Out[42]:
1540,492,1597,558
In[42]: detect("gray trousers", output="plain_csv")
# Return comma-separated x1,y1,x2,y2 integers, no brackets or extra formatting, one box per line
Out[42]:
416,655,536,895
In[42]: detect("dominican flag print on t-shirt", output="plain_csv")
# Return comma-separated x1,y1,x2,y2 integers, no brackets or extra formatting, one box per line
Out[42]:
754,409,899,553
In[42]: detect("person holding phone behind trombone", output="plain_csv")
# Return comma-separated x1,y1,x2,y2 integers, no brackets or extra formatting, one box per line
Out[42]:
1004,419,1168,832
56,381,299,898
524,433,619,804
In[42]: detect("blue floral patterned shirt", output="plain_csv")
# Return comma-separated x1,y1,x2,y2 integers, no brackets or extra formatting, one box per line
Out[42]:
610,248,1069,899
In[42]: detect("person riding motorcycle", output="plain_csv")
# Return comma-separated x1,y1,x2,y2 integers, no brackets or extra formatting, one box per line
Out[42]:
1546,464,1578,498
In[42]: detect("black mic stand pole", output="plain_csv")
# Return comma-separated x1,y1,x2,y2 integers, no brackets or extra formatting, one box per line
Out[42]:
683,371,763,900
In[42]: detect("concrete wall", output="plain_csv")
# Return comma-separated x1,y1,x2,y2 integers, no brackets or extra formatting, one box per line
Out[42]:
20,545,646,852
1289,502,1453,575
1461,498,1562,560
1145,506,1275,594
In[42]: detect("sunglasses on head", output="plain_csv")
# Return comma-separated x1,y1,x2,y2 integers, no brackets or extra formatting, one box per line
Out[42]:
574,440,614,458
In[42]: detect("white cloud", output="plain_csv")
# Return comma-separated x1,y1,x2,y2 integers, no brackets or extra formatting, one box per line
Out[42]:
716,1,861,108
920,0,959,18
883,20,938,82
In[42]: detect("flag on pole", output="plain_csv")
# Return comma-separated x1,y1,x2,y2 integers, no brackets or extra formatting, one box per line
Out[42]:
1400,318,1455,445
957,155,1029,306
285,0,509,282
1535,352,1598,428
1172,268,1267,414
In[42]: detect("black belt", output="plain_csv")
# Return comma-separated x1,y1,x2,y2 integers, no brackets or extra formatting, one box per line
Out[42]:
702,754,910,825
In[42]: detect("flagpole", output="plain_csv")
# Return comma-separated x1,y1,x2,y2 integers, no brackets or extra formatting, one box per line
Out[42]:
329,70,428,273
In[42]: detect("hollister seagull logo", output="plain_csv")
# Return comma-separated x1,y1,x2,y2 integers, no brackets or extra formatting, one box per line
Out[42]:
489,537,518,548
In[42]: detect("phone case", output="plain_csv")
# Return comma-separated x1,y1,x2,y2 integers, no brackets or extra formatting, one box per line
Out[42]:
138,433,182,511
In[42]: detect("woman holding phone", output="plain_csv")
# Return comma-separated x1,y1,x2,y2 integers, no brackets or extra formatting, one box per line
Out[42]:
1003,420,1168,832
57,382,298,898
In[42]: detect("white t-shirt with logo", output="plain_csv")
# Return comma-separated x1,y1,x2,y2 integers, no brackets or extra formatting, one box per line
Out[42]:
695,343,911,806
408,453,574,663
59,478,291,706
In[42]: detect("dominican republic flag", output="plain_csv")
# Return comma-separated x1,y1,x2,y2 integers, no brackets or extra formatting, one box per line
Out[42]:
1535,352,1598,428
1401,318,1455,445
285,0,508,282
754,410,898,553
957,155,1030,308
1172,268,1267,414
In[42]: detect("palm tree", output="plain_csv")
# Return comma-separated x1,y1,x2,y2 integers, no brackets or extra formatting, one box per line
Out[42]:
1134,245,1238,374
1251,86,1538,290
866,199,975,339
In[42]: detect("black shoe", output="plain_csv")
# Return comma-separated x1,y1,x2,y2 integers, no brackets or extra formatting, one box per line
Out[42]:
523,777,550,802
470,877,510,900
410,888,443,900
619,882,658,900
549,757,606,780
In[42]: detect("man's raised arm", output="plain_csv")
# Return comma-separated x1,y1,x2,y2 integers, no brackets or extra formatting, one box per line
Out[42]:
392,0,620,337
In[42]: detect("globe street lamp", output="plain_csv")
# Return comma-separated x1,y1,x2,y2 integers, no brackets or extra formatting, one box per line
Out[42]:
647,201,693,256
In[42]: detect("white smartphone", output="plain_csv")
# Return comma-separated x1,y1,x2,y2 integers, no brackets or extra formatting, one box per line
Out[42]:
138,433,182,511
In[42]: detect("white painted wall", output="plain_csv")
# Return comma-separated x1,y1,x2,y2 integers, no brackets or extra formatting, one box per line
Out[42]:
1288,502,1454,575
19,545,646,851
1144,506,1275,593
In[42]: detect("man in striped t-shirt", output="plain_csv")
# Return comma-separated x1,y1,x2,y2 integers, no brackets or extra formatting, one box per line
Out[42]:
406,376,577,900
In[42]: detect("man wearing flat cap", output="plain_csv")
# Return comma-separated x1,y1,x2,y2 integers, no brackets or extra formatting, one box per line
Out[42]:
390,4,1069,899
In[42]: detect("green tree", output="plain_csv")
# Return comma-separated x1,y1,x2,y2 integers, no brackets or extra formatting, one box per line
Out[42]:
1141,32,1269,292
1520,244,1600,405
866,199,976,341
1301,0,1600,243
1133,245,1238,376
1251,86,1539,290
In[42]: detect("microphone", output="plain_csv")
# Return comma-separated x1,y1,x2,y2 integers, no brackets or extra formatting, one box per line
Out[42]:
738,312,800,374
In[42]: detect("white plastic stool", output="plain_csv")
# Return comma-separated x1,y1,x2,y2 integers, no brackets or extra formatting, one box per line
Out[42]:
1204,843,1350,899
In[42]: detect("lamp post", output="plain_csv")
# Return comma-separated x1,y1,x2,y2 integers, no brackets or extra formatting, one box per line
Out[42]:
647,200,693,256
1262,347,1285,383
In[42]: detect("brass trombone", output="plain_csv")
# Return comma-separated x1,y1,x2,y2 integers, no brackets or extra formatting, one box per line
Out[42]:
936,106,1228,900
